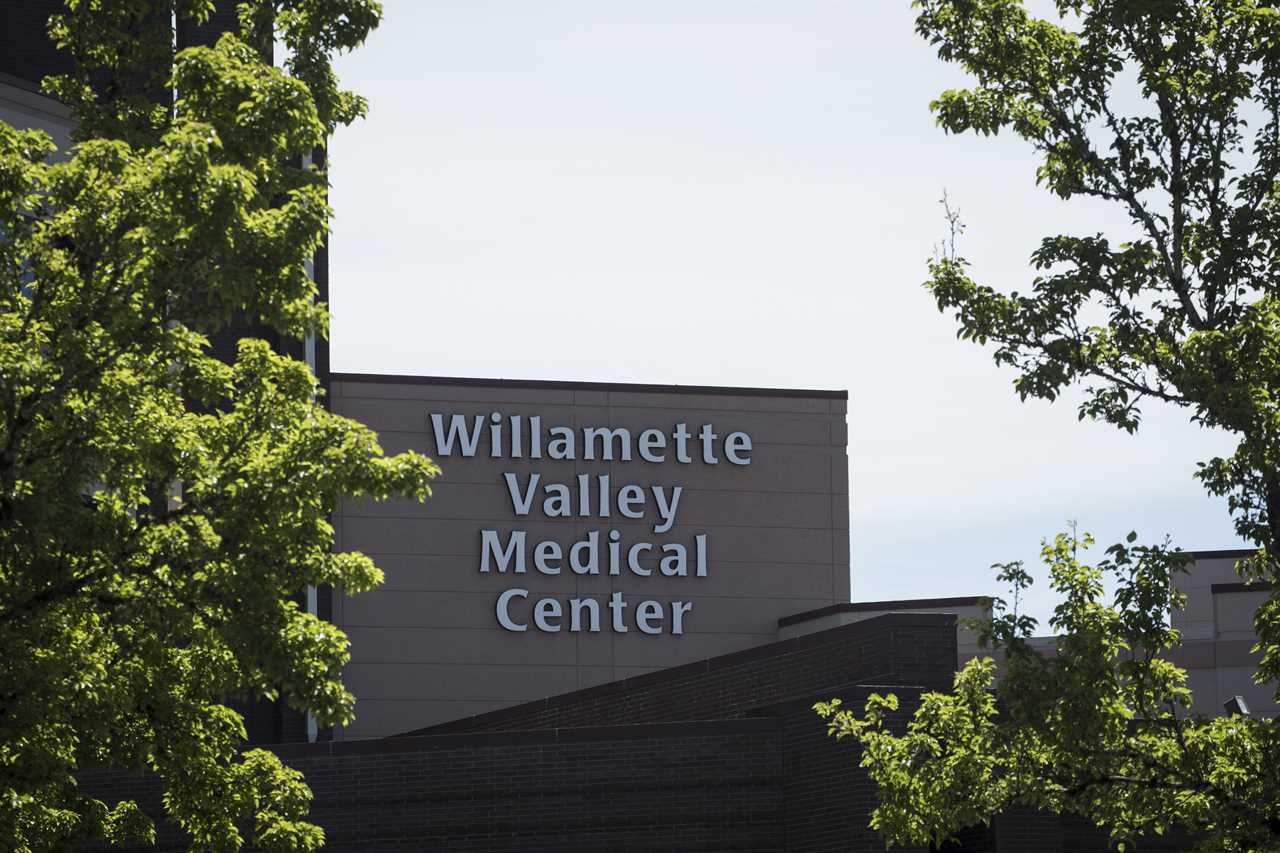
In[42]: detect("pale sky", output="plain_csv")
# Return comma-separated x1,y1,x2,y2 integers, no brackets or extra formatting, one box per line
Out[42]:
328,1,1245,627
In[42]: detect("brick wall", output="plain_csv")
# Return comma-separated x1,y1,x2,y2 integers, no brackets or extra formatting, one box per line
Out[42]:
82,720,785,852
781,684,930,853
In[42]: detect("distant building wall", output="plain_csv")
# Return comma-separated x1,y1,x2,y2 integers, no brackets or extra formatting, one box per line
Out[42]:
1172,549,1275,719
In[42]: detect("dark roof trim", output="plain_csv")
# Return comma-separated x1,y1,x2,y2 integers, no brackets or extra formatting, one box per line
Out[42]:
0,72,70,115
329,371,848,400
271,717,779,759
760,682,930,718
1188,548,1258,560
1210,582,1273,595
778,596,987,628
0,71,41,94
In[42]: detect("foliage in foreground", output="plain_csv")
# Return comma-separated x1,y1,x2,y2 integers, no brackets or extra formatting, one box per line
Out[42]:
821,1,1280,849
820,532,1280,851
0,1,439,849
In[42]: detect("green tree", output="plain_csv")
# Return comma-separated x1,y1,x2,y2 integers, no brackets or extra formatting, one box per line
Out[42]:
0,1,438,849
818,1,1280,849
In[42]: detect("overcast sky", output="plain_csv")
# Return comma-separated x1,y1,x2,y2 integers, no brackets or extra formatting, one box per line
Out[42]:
328,1,1245,626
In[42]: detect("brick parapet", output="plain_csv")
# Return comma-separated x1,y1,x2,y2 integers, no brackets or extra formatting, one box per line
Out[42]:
411,613,958,735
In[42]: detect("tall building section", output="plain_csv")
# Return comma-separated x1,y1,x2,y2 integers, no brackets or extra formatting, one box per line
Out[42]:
0,1,72,148
0,0,327,745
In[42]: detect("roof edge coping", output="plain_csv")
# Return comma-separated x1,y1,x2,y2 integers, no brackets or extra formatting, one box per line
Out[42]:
778,596,988,628
274,717,780,759
329,371,848,400
1210,581,1273,595
1188,548,1259,560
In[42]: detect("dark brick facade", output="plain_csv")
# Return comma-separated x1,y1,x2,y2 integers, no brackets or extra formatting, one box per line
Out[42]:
75,597,1196,852
79,614,948,851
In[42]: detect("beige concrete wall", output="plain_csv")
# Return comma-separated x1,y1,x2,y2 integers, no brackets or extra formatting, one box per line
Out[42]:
0,80,72,152
330,377,850,739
